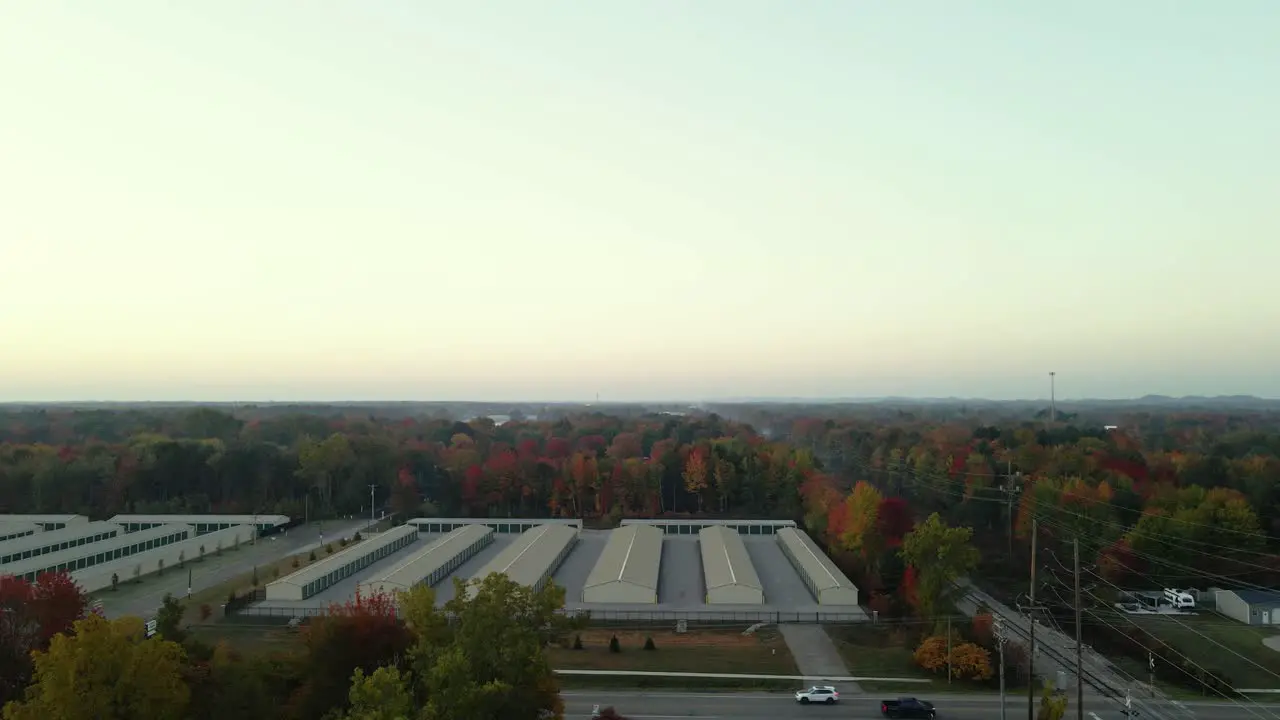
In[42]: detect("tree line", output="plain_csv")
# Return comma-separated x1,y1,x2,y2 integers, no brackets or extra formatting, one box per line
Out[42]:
0,408,805,524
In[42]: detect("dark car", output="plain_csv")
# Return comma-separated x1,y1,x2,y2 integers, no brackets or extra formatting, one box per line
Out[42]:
880,697,936,718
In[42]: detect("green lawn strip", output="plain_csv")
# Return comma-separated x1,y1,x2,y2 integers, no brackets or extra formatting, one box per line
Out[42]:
549,627,798,676
556,675,796,691
1126,612,1280,691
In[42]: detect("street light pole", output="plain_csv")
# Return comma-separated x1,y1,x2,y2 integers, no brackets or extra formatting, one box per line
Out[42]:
368,484,377,530
994,616,1008,720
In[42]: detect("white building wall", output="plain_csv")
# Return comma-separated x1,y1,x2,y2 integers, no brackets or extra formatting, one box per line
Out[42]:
583,580,655,604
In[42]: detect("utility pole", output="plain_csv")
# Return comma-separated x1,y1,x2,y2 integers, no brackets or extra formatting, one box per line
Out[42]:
1028,518,1038,720
1050,372,1057,423
368,484,377,530
947,616,953,685
1002,462,1021,556
1075,537,1084,720
994,616,1008,720
1148,652,1155,698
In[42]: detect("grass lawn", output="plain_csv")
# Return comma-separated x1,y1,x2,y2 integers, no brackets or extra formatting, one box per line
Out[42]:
188,622,301,655
547,627,797,676
825,624,1006,694
1126,612,1280,691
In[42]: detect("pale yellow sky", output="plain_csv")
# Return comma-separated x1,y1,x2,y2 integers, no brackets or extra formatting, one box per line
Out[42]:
2,2,1278,401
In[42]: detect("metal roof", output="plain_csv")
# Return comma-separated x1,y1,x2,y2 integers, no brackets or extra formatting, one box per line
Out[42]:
365,525,493,590
1229,589,1280,606
470,523,578,588
0,514,87,524
271,524,417,589
776,527,858,594
2,523,193,577
584,524,662,592
0,523,39,541
699,525,762,591
622,519,796,527
109,514,290,527
0,521,123,561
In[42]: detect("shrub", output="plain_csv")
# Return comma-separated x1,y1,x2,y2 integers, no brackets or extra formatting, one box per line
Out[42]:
644,636,656,651
309,550,317,562
339,537,349,547
291,557,300,569
609,635,621,653
950,642,994,681
326,543,334,554
353,532,363,542
199,604,213,621
913,635,949,673
573,634,584,650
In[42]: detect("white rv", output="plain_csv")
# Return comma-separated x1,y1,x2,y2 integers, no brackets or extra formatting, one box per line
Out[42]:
1163,588,1196,609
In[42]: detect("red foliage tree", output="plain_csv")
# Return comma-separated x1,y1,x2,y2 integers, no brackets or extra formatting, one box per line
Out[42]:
545,437,571,460
461,465,483,514
293,588,410,719
576,434,608,454
876,497,914,548
0,571,89,706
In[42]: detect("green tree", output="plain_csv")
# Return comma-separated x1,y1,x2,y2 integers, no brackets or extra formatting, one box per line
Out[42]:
155,592,186,642
1037,680,1068,720
421,574,566,720
3,615,189,720
900,513,980,624
338,667,414,720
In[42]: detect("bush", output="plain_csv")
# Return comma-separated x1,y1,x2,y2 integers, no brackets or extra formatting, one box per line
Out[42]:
353,532,363,542
573,634,584,650
912,635,993,681
339,537,348,547
326,543,334,554
291,557,300,569
643,636,656,651
309,550,317,562
199,604,212,621
609,635,621,653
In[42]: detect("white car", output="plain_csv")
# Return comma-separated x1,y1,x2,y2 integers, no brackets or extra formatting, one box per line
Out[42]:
795,686,840,704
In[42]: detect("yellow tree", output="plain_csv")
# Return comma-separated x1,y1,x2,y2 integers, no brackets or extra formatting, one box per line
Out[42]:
683,449,708,513
3,615,189,720
839,481,884,567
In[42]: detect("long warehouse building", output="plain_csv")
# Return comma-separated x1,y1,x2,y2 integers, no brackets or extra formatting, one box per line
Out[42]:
581,524,662,604
0,522,39,543
266,524,418,601
776,527,859,606
0,521,122,567
700,525,764,605
467,523,577,598
73,524,255,593
110,514,289,535
360,525,493,597
0,514,88,531
4,523,194,584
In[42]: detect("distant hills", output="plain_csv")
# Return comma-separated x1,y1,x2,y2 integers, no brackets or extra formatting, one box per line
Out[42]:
704,395,1280,409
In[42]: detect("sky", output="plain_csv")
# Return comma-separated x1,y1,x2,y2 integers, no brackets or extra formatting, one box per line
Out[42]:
2,2,1278,403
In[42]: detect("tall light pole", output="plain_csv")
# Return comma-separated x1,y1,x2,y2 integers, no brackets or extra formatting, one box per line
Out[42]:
368,484,377,530
1049,372,1057,423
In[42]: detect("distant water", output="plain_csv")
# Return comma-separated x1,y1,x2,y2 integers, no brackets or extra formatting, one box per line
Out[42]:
464,414,538,425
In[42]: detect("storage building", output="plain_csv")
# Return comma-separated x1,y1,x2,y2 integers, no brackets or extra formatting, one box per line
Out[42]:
72,524,254,593
622,519,795,535
266,524,417,601
4,523,193,584
467,523,577,598
109,514,289,535
360,524,493,597
699,525,764,604
776,527,859,606
0,521,122,567
408,517,583,534
0,522,39,543
0,514,89,531
581,524,663,604
1215,589,1280,626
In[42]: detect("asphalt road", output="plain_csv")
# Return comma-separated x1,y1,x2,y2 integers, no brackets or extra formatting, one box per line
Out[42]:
95,518,371,620
561,690,1280,719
